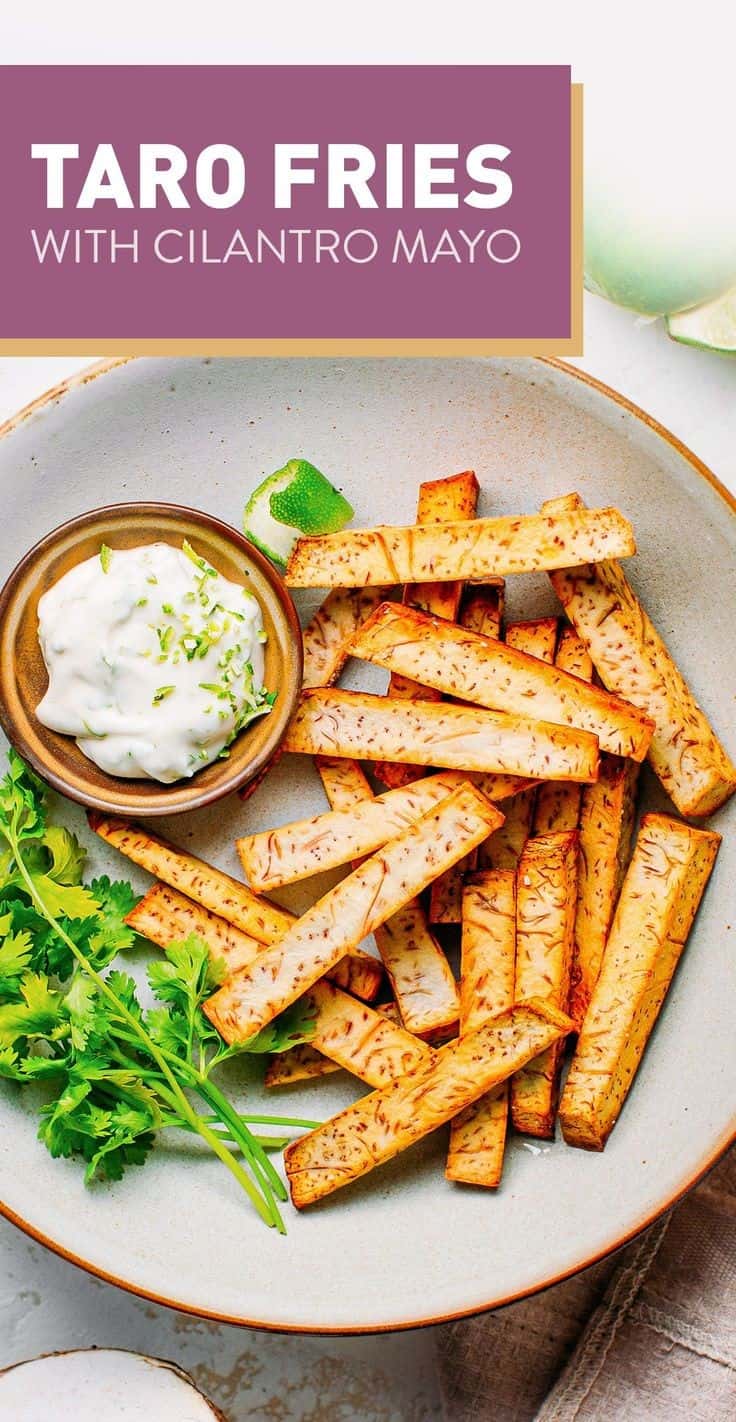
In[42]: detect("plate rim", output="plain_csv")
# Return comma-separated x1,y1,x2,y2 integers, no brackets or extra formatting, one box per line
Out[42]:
0,353,734,1335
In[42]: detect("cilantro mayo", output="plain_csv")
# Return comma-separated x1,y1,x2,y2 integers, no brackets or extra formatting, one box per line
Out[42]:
36,541,273,783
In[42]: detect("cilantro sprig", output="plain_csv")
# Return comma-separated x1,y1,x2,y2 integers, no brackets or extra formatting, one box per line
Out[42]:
0,752,317,1230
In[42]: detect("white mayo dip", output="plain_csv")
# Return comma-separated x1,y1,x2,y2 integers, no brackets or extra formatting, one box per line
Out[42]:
36,542,271,783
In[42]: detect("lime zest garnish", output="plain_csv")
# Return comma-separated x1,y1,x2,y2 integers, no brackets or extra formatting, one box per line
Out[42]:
99,544,113,574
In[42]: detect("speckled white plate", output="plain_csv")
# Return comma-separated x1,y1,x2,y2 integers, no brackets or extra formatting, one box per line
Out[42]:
0,357,734,1333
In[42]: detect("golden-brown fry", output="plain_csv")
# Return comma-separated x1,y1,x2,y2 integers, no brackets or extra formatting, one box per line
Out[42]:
427,862,466,925
314,756,373,811
543,493,736,817
553,622,594,680
504,617,559,660
446,871,516,1187
302,588,388,689
285,689,600,782
479,620,558,871
469,772,537,802
110,836,386,1006
373,904,459,1036
533,626,594,836
237,771,463,892
511,831,578,1138
285,507,637,587
205,783,500,1043
413,469,482,529
569,754,639,1029
322,950,384,1003
126,882,262,974
428,584,507,923
316,755,461,1036
296,981,431,1086
285,1000,573,1207
265,1043,341,1085
351,603,653,761
560,815,721,1150
265,1002,402,1086
458,582,506,639
376,470,480,789
479,795,534,871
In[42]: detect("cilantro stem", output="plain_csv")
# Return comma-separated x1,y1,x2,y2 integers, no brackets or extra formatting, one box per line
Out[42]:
7,834,280,1229
198,1075,289,1205
237,1113,321,1129
174,1122,290,1151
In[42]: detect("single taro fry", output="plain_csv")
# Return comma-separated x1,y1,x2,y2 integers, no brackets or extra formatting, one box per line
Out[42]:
302,587,389,689
372,903,460,1036
204,783,499,1043
289,980,433,1087
504,617,559,660
350,602,653,762
533,626,595,836
446,870,517,1188
429,582,506,924
569,754,639,1029
542,492,736,817
285,1000,573,1208
427,857,467,925
560,815,720,1150
265,1001,402,1086
458,582,505,640
284,689,600,783
314,755,374,811
478,618,558,872
265,1042,341,1086
285,506,637,587
126,881,263,975
511,831,579,1139
376,469,479,789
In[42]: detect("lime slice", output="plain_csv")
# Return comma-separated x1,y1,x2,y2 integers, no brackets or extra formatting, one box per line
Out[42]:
666,286,736,354
243,459,354,565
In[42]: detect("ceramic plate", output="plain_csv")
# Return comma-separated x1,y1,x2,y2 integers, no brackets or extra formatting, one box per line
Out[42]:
0,357,734,1332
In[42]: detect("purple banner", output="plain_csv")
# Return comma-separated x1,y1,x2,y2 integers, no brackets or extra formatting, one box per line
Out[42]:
0,66,574,344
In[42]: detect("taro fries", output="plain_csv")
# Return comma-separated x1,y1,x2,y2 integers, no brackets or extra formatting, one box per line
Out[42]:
93,477,730,1216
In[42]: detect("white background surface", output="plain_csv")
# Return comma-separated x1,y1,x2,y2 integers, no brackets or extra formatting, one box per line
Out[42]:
0,296,734,1419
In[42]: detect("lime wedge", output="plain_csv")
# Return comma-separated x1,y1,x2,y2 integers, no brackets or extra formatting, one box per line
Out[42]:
666,286,736,355
243,459,354,566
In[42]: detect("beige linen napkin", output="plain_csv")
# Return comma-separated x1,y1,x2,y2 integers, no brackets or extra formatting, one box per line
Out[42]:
436,1144,736,1421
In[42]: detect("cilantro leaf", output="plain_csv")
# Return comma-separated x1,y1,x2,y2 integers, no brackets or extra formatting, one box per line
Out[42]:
0,929,33,999
42,826,87,886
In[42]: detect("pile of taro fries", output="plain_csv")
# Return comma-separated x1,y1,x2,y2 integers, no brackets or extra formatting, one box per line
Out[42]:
90,473,735,1213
